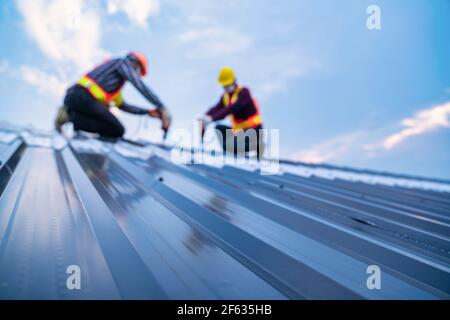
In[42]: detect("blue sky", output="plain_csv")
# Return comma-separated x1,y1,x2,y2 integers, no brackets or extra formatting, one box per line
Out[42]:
0,0,449,179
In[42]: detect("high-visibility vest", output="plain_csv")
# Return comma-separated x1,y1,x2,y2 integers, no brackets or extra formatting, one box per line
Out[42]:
78,75,123,106
223,86,262,131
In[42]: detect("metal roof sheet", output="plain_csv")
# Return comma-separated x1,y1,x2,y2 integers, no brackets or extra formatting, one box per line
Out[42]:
0,130,449,300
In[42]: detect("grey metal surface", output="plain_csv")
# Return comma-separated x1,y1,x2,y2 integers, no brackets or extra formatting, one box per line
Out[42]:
0,132,449,300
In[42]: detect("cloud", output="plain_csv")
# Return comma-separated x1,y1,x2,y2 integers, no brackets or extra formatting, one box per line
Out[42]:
19,65,67,99
106,0,160,27
16,0,107,72
249,51,319,101
382,102,450,150
177,27,316,101
1,59,66,100
178,26,252,57
293,131,364,164
171,1,316,102
173,1,252,57
0,60,9,73
297,101,450,164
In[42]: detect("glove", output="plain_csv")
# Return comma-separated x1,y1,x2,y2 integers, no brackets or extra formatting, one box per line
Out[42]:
159,107,172,130
198,115,212,138
148,107,171,129
199,115,212,127
147,108,160,118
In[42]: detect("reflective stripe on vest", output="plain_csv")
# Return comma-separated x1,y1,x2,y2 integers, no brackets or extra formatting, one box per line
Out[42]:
78,75,122,104
233,114,263,130
222,86,262,131
223,86,242,106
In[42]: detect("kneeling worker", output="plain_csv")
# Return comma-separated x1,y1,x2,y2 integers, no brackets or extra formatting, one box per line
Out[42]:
55,52,171,139
199,67,264,159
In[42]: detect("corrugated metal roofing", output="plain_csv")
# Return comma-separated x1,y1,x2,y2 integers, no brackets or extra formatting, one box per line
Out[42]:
0,129,449,300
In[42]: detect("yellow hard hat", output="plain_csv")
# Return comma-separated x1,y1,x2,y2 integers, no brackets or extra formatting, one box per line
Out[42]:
218,67,236,86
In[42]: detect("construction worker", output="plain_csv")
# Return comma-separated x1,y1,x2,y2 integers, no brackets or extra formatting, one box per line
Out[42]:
55,52,171,139
199,67,264,159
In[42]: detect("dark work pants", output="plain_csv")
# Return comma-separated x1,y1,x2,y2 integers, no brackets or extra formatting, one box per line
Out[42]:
64,85,125,138
215,124,263,159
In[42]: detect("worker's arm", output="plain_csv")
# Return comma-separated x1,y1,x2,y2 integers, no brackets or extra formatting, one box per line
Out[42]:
206,98,224,119
118,102,164,122
207,88,252,121
119,101,149,115
118,58,165,109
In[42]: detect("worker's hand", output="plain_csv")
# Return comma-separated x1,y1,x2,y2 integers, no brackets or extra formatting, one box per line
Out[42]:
159,107,172,130
198,115,212,128
198,115,212,138
147,108,161,118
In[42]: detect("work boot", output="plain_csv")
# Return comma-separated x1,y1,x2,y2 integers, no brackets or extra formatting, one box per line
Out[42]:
55,105,70,133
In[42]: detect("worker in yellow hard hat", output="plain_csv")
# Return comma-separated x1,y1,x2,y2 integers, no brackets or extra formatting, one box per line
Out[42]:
55,52,171,139
199,67,264,159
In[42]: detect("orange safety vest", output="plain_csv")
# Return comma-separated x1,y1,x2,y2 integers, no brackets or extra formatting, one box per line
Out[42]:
78,75,123,106
223,86,262,131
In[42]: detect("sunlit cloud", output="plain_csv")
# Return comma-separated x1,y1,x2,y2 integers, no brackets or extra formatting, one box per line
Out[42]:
106,0,160,27
19,65,68,99
178,27,252,57
383,102,450,150
16,0,107,72
293,131,364,164
295,102,450,165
